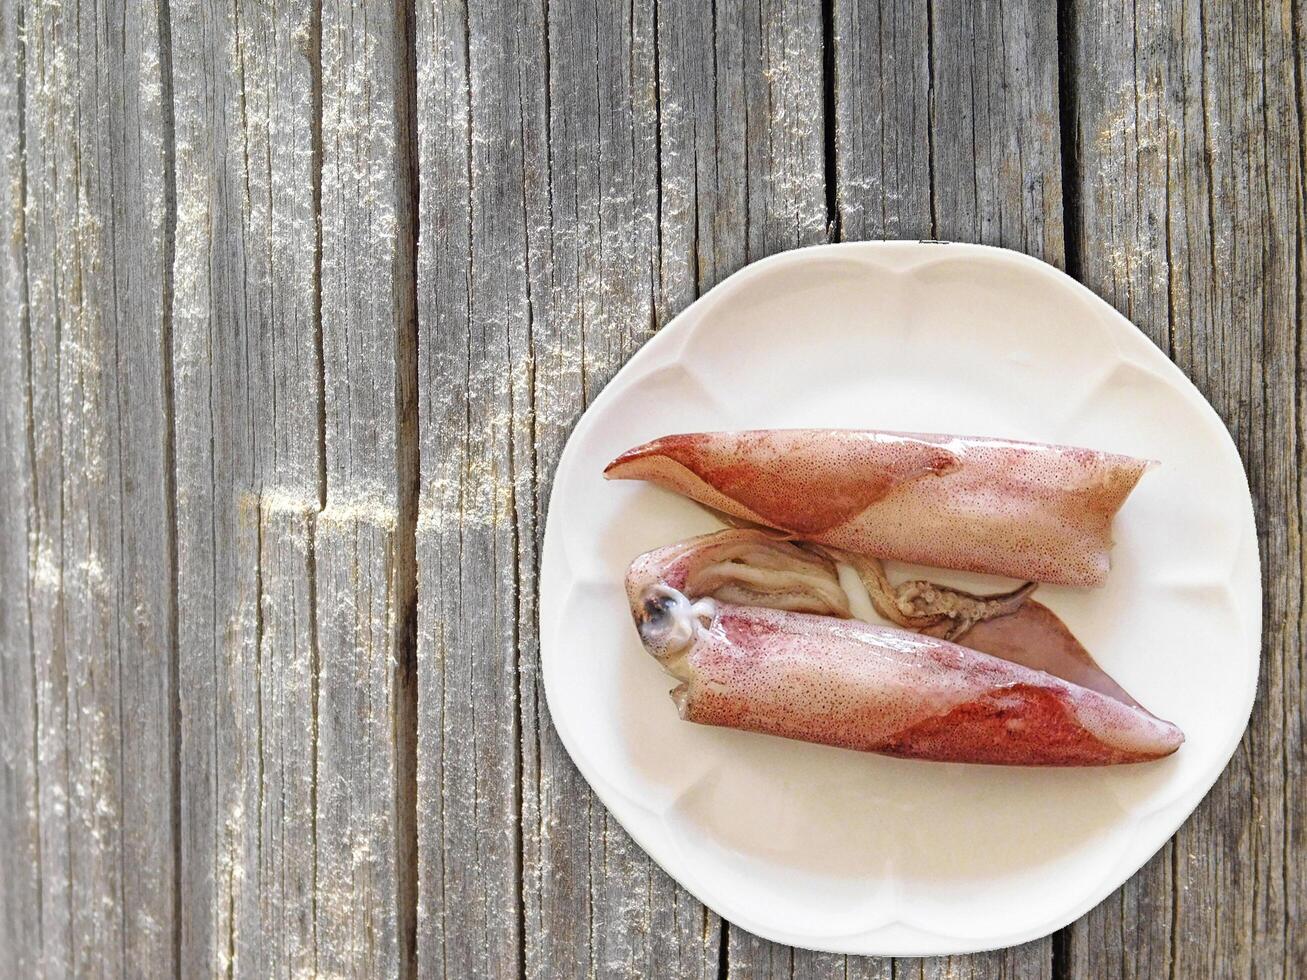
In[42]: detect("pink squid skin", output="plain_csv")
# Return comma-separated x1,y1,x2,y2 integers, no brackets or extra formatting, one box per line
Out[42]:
626,540,1184,767
606,429,1153,588
672,605,1181,765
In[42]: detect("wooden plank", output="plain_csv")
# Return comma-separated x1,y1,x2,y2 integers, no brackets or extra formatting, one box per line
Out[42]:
928,0,1064,262
701,0,830,277
169,0,255,968
898,947,1056,980
245,19,330,962
18,0,177,974
727,933,890,980
830,0,931,241
0,0,41,971
835,0,1064,263
658,0,830,302
1063,0,1304,975
411,0,529,975
724,941,1051,980
316,0,419,975
19,0,72,965
540,0,829,973
241,25,328,969
546,0,826,975
169,0,325,974
728,939,1057,980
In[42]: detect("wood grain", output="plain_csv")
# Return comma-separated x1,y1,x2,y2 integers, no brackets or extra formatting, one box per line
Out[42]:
1063,0,1304,975
316,0,420,973
539,0,827,974
412,0,530,974
14,0,178,974
169,0,328,973
525,0,719,969
657,0,829,299
411,0,700,975
0,0,40,972
834,0,1063,262
0,0,1303,976
928,0,1064,262
831,0,932,241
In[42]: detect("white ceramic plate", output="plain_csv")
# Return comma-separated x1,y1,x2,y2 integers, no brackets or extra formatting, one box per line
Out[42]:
539,242,1259,956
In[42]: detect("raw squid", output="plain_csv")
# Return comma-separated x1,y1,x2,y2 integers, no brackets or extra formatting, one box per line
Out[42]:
606,429,1152,587
626,530,1182,766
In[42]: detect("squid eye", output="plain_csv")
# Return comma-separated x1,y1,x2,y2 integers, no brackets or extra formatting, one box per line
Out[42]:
641,591,677,625
635,585,700,660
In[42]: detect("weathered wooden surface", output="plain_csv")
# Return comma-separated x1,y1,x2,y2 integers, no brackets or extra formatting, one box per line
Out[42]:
0,0,39,973
0,0,1302,977
169,0,326,974
8,0,178,976
413,0,531,975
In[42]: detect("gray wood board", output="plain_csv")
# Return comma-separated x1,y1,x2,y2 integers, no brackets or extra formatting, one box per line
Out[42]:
173,0,419,972
411,0,831,975
8,0,179,974
0,0,40,972
169,0,326,974
315,0,420,973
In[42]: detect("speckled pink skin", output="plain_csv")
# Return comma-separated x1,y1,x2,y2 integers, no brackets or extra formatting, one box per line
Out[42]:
606,429,1152,587
673,605,1181,765
626,539,1183,766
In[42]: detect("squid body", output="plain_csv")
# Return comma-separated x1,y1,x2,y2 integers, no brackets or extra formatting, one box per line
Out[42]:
606,428,1152,587
610,429,1181,767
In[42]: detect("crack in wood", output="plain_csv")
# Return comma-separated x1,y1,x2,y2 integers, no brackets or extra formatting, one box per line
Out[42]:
395,1,423,977
153,0,182,971
926,0,938,239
